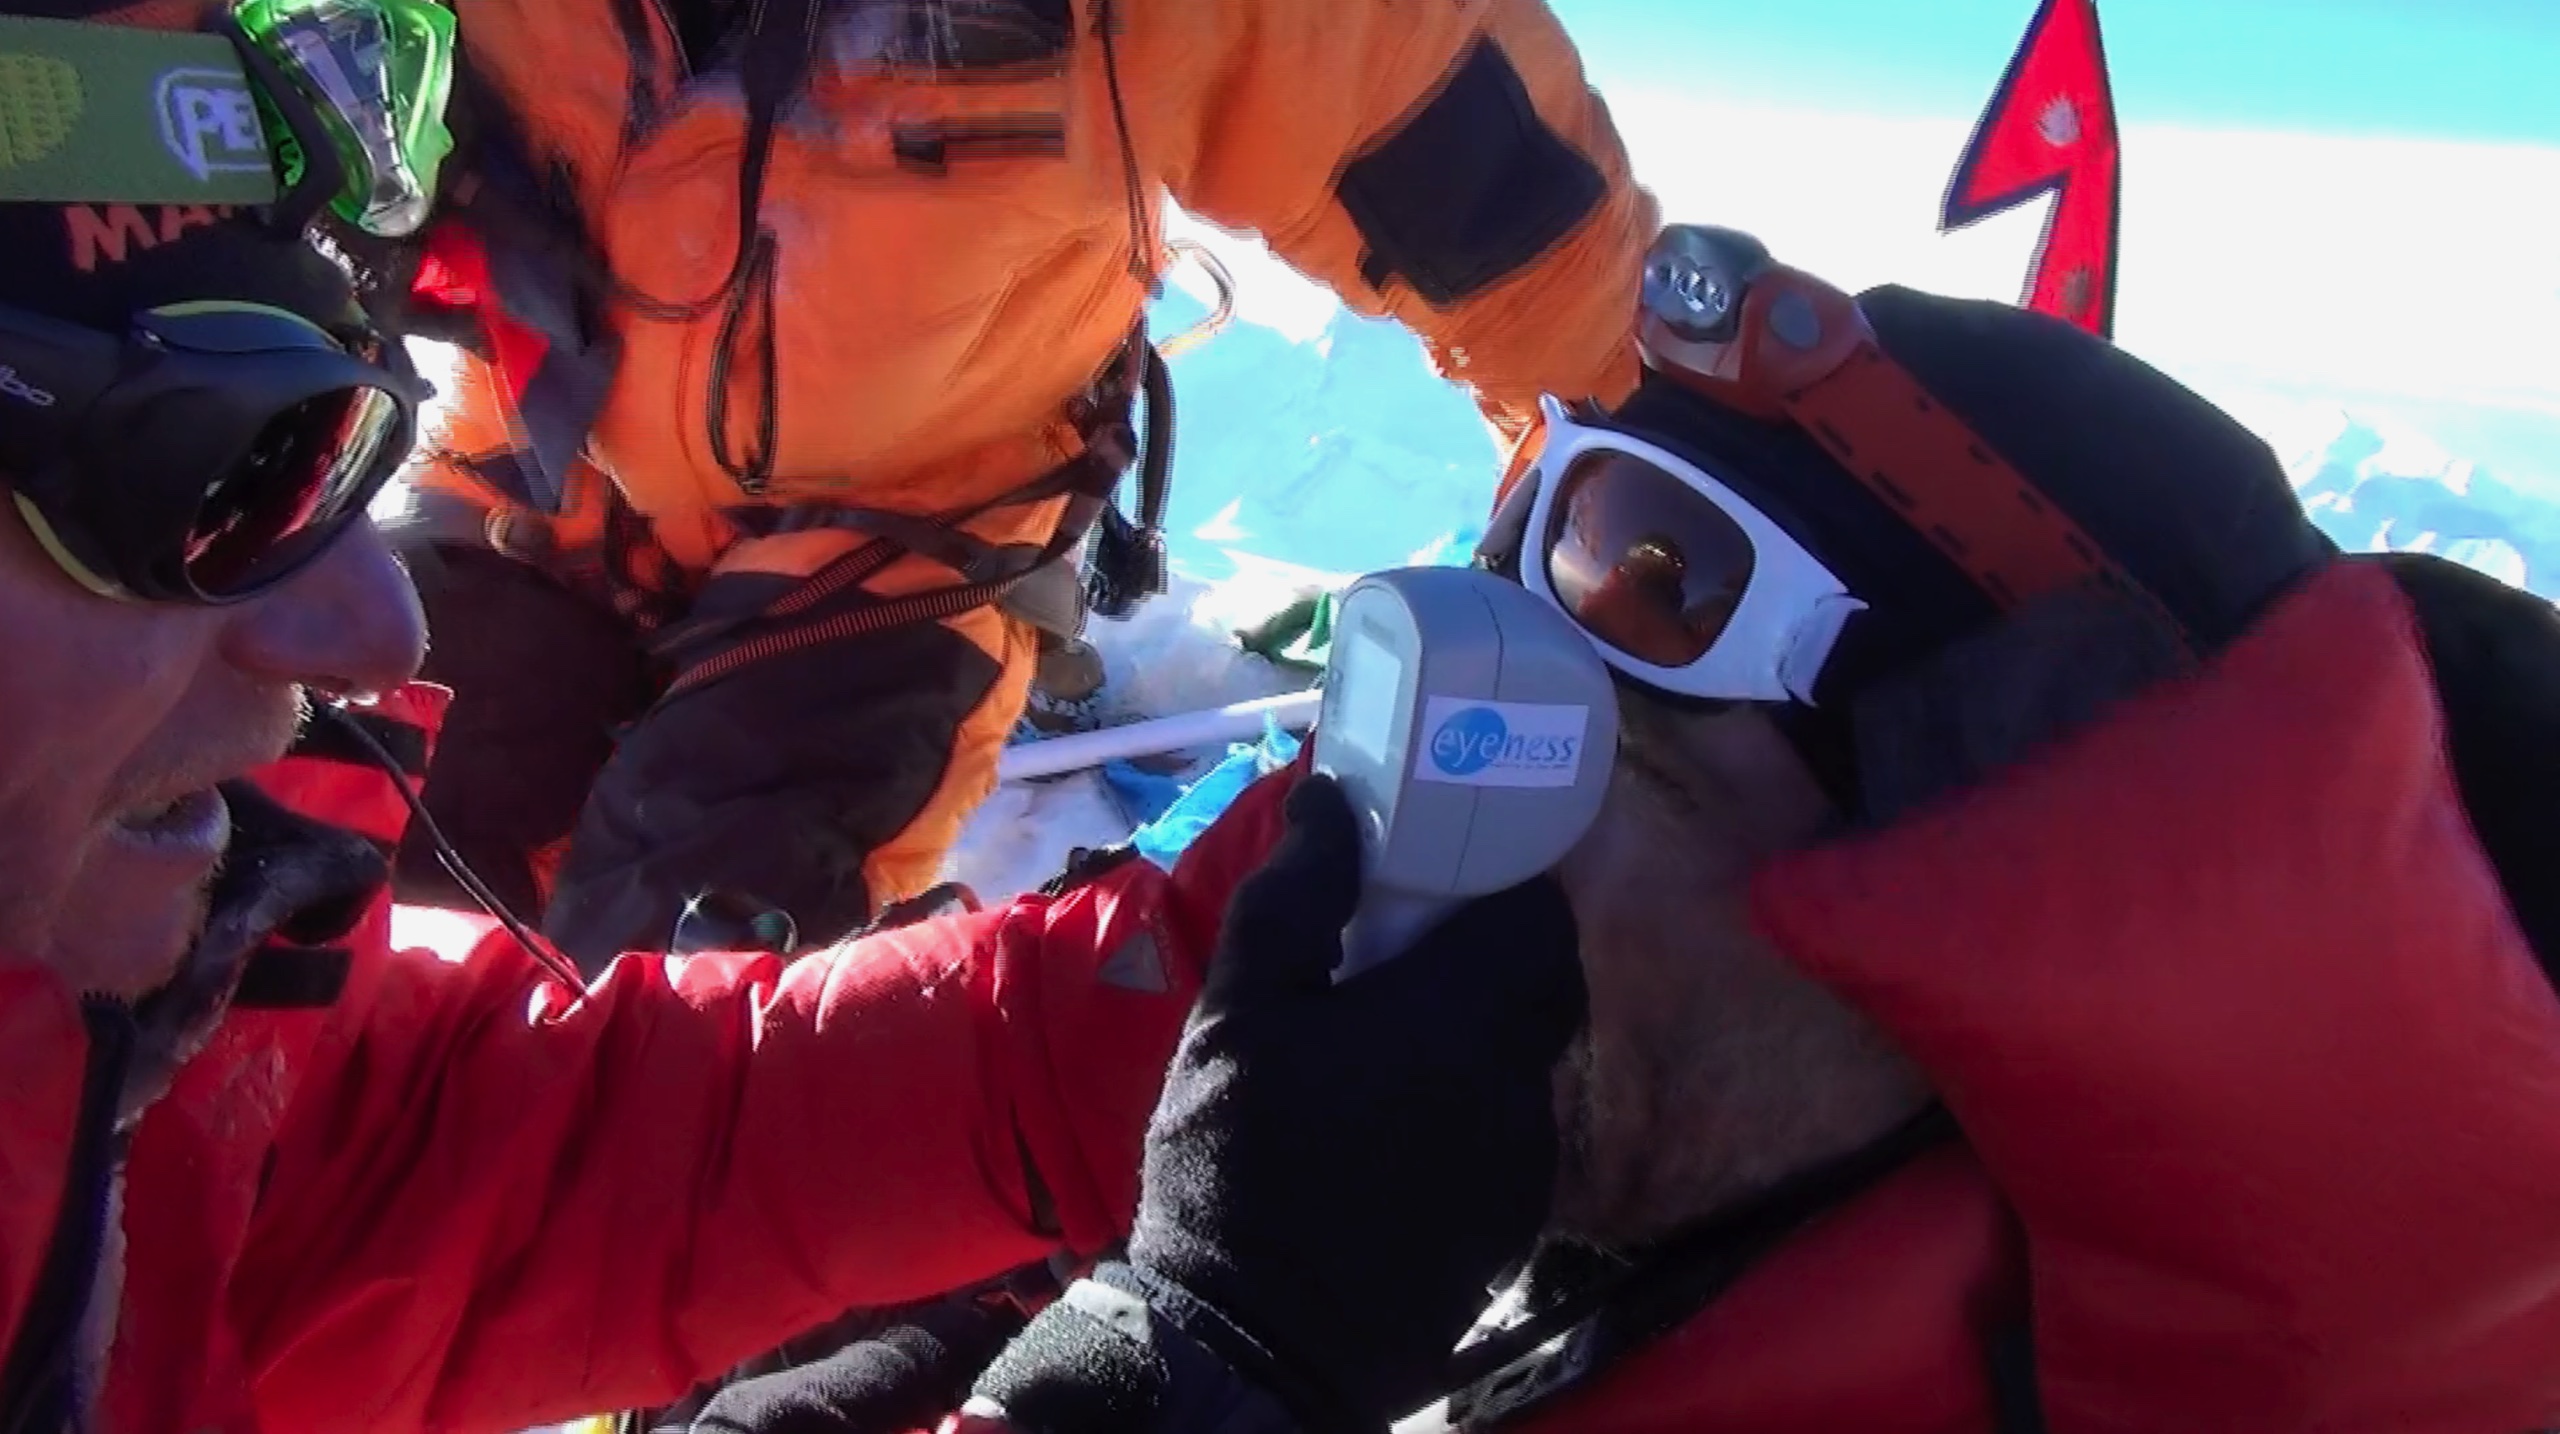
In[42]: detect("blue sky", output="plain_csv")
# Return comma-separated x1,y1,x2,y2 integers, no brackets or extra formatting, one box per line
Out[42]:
1552,0,2560,145
1504,0,2560,497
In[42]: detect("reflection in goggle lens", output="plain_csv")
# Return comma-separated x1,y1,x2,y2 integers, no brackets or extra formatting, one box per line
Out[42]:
185,384,402,595
1543,450,1757,667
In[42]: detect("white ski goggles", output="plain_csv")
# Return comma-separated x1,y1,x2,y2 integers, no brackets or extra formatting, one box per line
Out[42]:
1498,396,1868,705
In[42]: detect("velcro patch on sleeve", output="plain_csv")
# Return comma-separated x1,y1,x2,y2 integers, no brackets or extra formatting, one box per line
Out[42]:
1337,35,1607,307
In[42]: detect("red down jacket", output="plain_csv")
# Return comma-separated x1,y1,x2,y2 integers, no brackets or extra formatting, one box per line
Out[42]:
4,559,2557,1434
0,678,1268,1434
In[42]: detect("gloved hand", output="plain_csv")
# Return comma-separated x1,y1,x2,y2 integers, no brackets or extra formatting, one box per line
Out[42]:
688,1296,1024,1433
972,775,1586,1432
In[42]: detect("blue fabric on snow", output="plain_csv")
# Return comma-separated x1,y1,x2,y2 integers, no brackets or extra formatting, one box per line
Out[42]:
1101,760,1191,829
1128,717,1305,869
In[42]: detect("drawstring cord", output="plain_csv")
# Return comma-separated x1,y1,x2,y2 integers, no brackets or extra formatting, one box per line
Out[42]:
316,703,587,991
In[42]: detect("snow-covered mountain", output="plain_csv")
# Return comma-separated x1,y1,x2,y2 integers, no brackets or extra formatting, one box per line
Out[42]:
2283,411,2557,597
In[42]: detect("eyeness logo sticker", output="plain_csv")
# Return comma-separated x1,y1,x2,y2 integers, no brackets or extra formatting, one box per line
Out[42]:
1415,697,1589,789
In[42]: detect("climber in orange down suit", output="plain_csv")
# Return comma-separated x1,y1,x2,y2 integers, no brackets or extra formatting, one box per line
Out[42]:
386,0,1659,972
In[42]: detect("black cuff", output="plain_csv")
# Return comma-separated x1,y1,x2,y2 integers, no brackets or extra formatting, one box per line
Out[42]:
968,1270,1318,1434
1095,1265,1385,1434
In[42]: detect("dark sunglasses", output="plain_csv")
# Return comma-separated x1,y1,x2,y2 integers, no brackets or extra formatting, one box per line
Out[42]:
0,300,423,604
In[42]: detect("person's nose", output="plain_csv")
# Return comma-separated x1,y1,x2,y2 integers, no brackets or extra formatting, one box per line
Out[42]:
218,517,426,699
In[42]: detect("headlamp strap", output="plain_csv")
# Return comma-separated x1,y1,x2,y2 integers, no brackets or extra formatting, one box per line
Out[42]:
1637,224,2191,654
0,6,454,240
0,14,281,207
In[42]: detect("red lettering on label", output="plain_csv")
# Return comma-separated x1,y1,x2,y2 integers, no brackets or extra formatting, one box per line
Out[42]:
65,205,157,273
159,205,221,244
64,204,249,273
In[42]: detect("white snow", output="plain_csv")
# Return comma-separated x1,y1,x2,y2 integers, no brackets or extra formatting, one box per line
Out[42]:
945,566,1321,899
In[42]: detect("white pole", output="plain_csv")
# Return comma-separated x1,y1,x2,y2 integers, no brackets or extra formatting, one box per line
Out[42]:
999,688,1323,783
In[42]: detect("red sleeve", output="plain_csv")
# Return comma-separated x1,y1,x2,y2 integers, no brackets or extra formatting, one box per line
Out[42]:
228,870,1204,1433
0,970,84,1378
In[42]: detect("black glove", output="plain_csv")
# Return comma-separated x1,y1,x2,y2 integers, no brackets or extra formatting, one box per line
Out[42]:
973,776,1587,1432
688,1296,1024,1433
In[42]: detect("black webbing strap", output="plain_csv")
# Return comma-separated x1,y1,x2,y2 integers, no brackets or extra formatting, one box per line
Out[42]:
1444,1106,1959,1428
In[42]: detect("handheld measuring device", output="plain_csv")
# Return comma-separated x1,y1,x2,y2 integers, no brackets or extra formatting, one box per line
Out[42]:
1312,566,1619,979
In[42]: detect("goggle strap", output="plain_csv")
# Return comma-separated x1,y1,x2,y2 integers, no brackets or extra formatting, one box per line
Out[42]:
11,493,127,601
1779,592,1865,705
1474,454,1543,579
1783,339,2192,654
1638,240,2195,661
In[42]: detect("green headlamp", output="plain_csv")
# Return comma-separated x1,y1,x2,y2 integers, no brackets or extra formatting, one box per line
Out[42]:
0,1,456,238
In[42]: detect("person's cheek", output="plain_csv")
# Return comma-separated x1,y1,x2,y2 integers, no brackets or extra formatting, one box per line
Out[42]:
0,790,82,970
0,675,130,970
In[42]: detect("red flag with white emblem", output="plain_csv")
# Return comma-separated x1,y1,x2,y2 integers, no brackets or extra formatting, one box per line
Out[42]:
1941,0,2122,338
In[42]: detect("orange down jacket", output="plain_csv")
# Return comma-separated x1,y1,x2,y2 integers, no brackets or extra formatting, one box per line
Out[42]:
395,0,1656,926
411,0,1656,590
